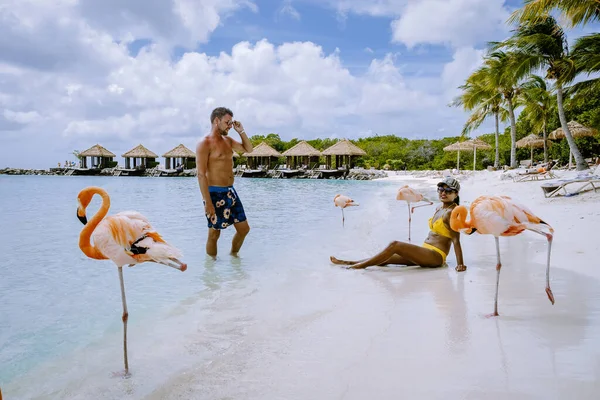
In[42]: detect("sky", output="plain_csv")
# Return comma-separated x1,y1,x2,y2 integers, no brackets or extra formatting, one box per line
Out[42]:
1,0,599,168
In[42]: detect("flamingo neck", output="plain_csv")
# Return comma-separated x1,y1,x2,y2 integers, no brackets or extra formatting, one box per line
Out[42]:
79,188,110,260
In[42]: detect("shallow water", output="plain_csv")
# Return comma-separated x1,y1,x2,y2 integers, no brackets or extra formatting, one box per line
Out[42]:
1,174,599,399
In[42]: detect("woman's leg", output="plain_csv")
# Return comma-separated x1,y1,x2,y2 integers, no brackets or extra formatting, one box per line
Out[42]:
330,254,415,266
342,241,443,270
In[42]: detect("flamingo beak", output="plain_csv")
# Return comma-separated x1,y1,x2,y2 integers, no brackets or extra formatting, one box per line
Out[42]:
157,258,187,272
77,207,87,225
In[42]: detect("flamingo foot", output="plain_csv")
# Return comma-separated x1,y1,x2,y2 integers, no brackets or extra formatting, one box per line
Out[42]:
546,287,555,305
111,370,131,379
485,312,499,318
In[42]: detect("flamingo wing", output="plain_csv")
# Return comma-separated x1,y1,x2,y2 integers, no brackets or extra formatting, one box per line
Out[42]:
92,212,172,266
470,196,516,236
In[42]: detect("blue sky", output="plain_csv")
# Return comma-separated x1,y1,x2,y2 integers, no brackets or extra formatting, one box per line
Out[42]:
0,0,598,168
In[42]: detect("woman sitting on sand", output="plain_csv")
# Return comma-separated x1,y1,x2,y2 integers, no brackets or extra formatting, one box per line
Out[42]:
330,177,467,272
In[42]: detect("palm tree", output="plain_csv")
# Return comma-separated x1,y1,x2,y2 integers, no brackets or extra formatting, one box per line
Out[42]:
508,0,600,28
567,33,600,99
481,51,528,168
451,71,508,168
518,75,554,163
495,16,588,170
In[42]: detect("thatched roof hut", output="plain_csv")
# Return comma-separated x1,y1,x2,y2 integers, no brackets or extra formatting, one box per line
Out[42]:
162,144,196,169
122,144,159,169
321,139,366,169
281,141,322,169
78,144,116,169
242,142,282,169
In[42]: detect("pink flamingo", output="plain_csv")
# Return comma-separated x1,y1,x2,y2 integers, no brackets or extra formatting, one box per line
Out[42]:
77,186,187,377
450,195,554,317
334,194,359,227
396,185,433,241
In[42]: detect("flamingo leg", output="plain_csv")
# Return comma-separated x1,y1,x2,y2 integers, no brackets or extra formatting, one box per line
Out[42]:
488,236,502,317
341,208,345,228
526,229,555,305
118,267,130,377
407,203,411,242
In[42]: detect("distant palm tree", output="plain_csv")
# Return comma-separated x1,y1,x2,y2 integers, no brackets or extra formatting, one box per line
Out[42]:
479,51,529,168
508,0,600,28
518,75,554,163
494,16,588,170
451,69,508,168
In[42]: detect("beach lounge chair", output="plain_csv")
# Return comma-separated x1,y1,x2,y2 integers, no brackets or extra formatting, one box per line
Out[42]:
540,174,600,198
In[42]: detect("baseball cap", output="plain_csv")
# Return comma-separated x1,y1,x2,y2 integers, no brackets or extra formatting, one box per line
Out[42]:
437,177,460,192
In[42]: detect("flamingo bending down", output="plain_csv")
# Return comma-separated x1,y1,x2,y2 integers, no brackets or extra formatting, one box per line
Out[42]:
396,185,433,241
333,194,359,227
77,186,187,377
450,195,554,317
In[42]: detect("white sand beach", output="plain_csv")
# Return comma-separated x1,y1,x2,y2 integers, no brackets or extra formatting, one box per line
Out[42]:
141,168,600,400
2,169,599,400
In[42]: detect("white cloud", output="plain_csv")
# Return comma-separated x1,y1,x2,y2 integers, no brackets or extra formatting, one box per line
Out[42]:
441,46,485,100
391,0,509,48
0,0,496,168
279,0,301,20
324,0,510,49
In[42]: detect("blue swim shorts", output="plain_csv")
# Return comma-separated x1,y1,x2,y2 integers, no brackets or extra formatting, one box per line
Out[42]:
204,186,247,230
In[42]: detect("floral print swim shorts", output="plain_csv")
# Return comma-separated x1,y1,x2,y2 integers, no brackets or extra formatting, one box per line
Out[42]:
204,186,247,230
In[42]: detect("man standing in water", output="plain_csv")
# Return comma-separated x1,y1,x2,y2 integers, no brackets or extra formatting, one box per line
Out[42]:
196,107,253,257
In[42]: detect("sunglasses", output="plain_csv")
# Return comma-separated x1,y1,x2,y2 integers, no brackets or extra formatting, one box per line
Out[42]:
437,187,457,194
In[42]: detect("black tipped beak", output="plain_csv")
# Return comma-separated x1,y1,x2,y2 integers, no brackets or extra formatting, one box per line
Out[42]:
78,211,87,225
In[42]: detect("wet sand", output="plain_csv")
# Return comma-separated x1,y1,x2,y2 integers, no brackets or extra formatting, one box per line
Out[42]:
149,170,600,399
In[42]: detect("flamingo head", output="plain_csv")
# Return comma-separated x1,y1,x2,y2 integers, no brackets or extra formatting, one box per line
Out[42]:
450,205,475,235
77,186,105,225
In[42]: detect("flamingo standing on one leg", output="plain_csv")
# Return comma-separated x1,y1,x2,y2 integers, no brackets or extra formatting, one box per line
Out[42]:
76,186,187,377
450,195,554,317
333,194,359,227
396,185,433,241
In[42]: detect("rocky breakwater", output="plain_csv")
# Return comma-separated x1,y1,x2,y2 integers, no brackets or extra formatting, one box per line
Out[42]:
0,167,57,176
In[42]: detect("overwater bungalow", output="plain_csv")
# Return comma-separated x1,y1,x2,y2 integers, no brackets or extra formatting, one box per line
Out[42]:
238,142,282,178
308,139,367,179
279,141,322,178
118,144,158,176
162,144,196,175
68,144,116,175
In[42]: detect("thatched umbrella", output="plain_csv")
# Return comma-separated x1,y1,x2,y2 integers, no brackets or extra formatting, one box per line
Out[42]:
548,120,598,140
516,134,546,165
548,121,598,168
464,138,492,171
162,144,195,169
443,139,492,171
79,144,116,168
281,140,322,169
122,144,158,169
321,139,367,169
242,142,282,169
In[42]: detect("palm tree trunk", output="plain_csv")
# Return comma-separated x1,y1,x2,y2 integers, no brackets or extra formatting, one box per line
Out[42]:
494,111,500,168
542,120,548,163
556,85,588,171
507,98,517,168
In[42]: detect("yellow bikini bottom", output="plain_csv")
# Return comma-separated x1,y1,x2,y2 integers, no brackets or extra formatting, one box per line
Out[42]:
422,242,447,263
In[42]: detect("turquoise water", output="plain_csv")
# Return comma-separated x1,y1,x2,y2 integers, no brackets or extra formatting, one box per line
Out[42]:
0,174,424,394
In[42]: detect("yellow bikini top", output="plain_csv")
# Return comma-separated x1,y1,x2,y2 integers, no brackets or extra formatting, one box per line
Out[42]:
428,215,453,238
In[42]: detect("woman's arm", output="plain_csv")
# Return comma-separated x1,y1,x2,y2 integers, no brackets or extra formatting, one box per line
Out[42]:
445,209,467,272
